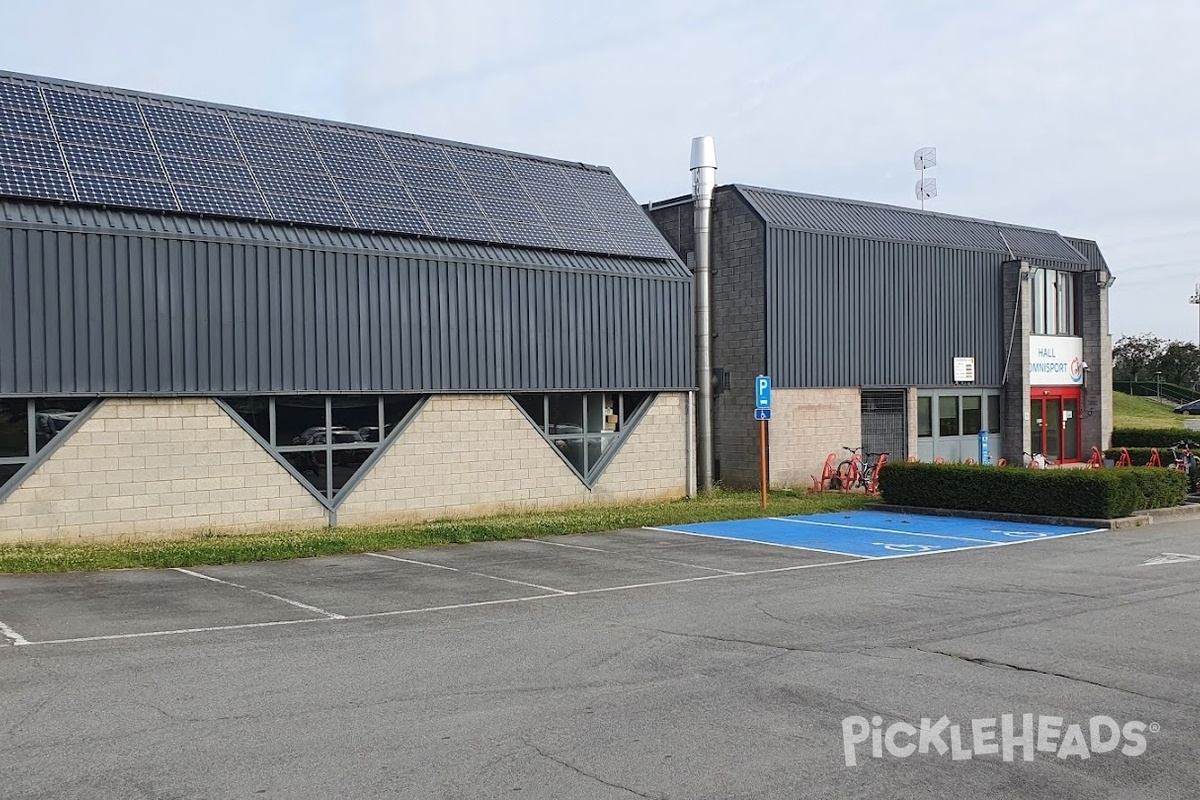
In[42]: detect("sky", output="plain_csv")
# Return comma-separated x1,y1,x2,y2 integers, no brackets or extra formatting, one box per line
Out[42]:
2,0,1198,343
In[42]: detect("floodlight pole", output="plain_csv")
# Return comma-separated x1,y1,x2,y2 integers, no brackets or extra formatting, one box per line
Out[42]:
1190,283,1200,348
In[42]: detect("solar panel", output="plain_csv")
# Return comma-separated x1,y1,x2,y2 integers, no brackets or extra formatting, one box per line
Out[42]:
338,179,412,207
152,129,242,162
63,143,166,181
0,83,42,111
53,116,154,151
0,136,62,170
43,90,142,125
73,173,176,209
0,164,74,201
176,184,269,217
241,141,324,173
163,156,255,189
141,104,230,137
0,74,679,260
0,108,55,140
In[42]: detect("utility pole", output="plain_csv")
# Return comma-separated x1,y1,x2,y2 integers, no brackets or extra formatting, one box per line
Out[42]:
1191,283,1200,348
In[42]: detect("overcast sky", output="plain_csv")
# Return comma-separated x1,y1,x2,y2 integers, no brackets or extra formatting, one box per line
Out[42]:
3,0,1197,343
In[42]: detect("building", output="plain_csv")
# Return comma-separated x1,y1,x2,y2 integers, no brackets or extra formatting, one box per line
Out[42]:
0,72,694,544
646,184,1113,487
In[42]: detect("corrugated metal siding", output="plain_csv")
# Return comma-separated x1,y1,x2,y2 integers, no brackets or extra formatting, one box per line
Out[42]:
1063,236,1110,273
0,207,693,395
765,228,1005,387
0,200,689,279
738,186,1090,267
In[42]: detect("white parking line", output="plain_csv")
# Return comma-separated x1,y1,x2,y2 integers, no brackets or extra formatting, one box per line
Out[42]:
521,534,739,574
767,517,998,544
0,618,30,646
466,572,574,595
364,553,460,571
172,568,346,620
15,557,873,647
521,538,609,553
643,526,869,559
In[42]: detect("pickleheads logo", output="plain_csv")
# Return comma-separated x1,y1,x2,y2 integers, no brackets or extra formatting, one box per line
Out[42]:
841,714,1157,767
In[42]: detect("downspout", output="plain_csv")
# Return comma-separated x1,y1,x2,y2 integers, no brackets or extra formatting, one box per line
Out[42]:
690,136,717,492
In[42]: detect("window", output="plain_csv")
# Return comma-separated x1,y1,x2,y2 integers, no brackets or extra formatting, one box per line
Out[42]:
938,396,960,437
917,396,932,438
513,392,652,482
0,398,94,493
987,396,1001,434
223,395,423,502
962,396,982,436
1030,268,1081,336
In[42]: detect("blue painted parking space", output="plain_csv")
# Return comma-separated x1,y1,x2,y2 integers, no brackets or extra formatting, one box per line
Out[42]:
651,510,1104,560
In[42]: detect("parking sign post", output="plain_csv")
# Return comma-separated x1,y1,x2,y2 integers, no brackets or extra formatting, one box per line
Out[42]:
755,376,772,508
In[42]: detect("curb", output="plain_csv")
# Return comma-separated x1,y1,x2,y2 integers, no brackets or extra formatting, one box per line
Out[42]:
871,504,1164,530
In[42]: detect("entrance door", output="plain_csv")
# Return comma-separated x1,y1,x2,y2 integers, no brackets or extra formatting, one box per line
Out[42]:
1030,389,1082,463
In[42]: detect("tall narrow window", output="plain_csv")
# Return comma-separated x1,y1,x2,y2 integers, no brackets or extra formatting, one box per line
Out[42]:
987,395,1001,434
938,396,960,437
513,392,653,483
917,396,932,438
962,396,982,436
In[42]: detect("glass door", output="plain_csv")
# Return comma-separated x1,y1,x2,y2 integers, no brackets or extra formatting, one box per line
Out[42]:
1062,398,1080,462
1045,398,1062,461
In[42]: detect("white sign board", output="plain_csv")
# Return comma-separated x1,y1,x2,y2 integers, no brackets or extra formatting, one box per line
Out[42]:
1030,335,1084,386
953,357,975,383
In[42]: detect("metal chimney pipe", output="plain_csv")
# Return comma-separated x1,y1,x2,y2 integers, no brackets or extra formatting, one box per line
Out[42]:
690,136,717,492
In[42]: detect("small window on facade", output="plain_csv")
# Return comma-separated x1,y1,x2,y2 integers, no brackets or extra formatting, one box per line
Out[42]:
1031,269,1046,335
917,396,932,438
938,396,960,437
512,392,654,483
0,397,95,493
987,395,1001,434
224,395,424,503
962,396,982,436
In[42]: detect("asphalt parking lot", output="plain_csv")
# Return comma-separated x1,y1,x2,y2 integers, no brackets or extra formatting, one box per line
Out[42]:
1,512,1198,799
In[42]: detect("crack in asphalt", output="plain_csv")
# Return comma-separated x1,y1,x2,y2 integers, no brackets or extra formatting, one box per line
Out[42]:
522,740,661,799
912,647,1200,709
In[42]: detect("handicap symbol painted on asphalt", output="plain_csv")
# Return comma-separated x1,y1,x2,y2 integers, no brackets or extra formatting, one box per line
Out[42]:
874,543,938,552
988,530,1050,538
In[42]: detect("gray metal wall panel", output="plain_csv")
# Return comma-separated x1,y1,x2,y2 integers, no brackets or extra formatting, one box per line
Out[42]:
766,227,1006,388
1,217,694,395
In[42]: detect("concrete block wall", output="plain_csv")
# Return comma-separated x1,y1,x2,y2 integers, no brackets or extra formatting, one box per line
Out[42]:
335,393,689,526
0,398,328,544
646,190,767,488
1000,261,1032,464
768,388,862,488
708,190,767,487
1081,278,1114,450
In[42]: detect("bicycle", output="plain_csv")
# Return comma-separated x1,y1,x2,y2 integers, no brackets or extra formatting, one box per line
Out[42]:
836,446,889,491
1022,451,1055,469
1169,440,1200,478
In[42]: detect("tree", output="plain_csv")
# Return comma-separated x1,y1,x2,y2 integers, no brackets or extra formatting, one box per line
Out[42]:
1155,341,1200,387
1113,334,1166,382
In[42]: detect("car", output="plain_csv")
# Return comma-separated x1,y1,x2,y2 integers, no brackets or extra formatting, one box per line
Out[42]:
1173,399,1200,414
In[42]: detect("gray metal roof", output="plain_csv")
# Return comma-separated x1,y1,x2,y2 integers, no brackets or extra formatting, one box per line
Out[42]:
734,185,1089,266
1063,236,1110,274
0,70,679,262
0,199,691,280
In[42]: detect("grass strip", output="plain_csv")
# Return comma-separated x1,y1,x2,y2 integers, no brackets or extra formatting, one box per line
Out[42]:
0,490,874,574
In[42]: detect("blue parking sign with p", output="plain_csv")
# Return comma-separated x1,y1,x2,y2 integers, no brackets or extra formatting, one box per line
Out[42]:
755,375,772,409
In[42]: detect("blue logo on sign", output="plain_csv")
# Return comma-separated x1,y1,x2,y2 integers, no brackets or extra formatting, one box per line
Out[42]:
755,408,772,421
755,375,772,409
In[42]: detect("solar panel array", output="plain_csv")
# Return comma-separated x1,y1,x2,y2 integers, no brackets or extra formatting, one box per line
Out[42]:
0,75,675,260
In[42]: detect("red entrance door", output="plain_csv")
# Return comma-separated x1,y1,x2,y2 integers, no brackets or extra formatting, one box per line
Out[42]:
1029,388,1082,463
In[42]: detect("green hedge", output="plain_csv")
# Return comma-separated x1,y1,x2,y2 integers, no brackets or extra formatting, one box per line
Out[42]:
1111,427,1195,448
877,463,1186,519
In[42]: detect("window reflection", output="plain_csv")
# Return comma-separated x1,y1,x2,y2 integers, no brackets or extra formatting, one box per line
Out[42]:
1,397,95,493
224,395,423,502
512,392,653,480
